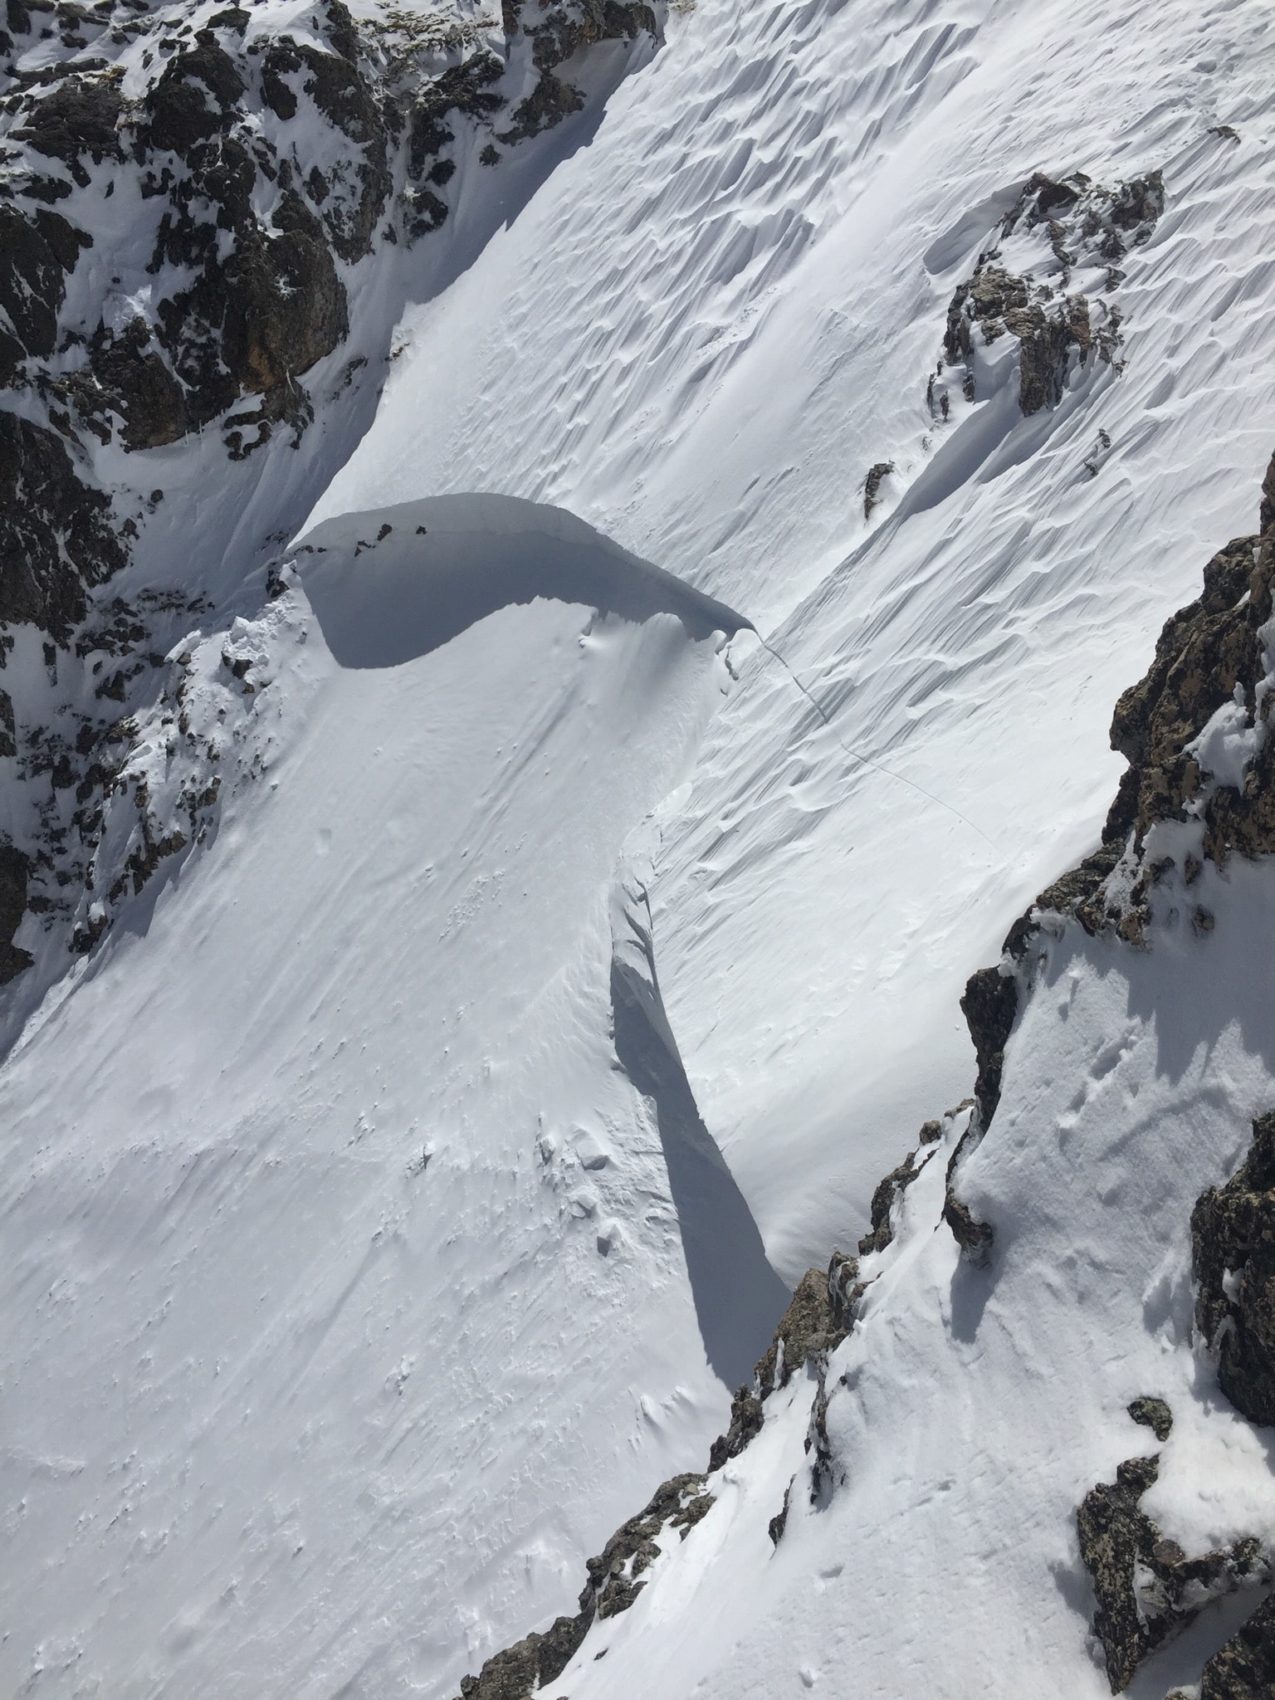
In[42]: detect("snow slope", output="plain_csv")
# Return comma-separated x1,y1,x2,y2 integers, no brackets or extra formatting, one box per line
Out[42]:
4,0,1275,1693
543,862,1275,1700
0,499,780,1698
318,0,1275,1277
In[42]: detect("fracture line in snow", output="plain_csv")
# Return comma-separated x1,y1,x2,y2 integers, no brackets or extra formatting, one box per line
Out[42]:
754,637,999,852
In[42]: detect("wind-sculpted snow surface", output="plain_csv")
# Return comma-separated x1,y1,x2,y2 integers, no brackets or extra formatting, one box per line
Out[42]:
493,464,1275,1700
318,0,1275,1280
4,0,1275,1694
0,501,778,1699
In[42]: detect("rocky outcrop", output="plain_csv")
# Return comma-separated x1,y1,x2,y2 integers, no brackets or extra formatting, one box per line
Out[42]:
0,842,32,984
754,1258,856,1398
0,202,88,385
1077,1447,1269,1693
863,460,894,520
940,971,1018,1256
455,1473,712,1700
500,0,659,142
1126,1395,1173,1443
1182,1594,1275,1699
0,411,124,635
932,168,1161,420
1037,449,1275,944
458,1244,862,1694
1193,1111,1275,1427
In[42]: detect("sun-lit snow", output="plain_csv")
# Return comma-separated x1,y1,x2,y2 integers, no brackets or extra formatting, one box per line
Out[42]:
317,0,1275,1278
4,0,1275,1694
1,498,772,1698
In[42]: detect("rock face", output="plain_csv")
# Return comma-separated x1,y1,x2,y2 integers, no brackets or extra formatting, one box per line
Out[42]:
862,459,894,520
1107,525,1275,865
940,969,1018,1255
1046,447,1275,943
754,1260,855,1398
0,843,32,984
1193,1111,1275,1426
1077,1448,1269,1693
0,0,666,990
932,168,1161,419
1191,1594,1275,1699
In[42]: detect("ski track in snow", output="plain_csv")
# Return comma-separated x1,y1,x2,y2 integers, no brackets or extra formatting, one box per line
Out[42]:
4,0,1275,1693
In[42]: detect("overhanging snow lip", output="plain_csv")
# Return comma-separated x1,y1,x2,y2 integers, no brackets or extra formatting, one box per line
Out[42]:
293,492,754,669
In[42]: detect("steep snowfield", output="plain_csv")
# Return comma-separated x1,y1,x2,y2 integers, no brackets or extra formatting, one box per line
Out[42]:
547,854,1275,1700
319,0,1275,1276
0,500,779,1698
4,0,1275,1693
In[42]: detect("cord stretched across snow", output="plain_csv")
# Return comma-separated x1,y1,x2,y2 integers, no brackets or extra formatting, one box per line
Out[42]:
754,636,1000,853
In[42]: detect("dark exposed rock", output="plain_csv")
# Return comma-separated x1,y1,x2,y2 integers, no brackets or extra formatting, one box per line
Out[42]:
1193,1111,1275,1426
408,55,503,172
0,410,125,637
586,1472,712,1617
462,1240,862,1695
707,1383,763,1471
1195,1593,1275,1698
260,34,388,260
1020,841,1124,941
0,203,88,384
1091,456,1275,902
960,963,1018,1130
755,1261,854,1398
1077,1452,1268,1692
943,264,1029,364
937,168,1160,416
804,1370,835,1504
863,460,894,520
458,1638,542,1700
143,39,245,153
942,1187,993,1257
825,1247,862,1332
454,1472,712,1699
859,1151,918,1255
767,1478,794,1546
1004,293,1091,412
1127,1396,1173,1443
0,841,33,983
16,71,123,184
87,317,189,448
222,191,348,396
500,0,658,142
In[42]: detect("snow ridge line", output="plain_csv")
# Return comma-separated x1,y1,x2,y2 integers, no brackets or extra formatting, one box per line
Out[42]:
752,636,999,851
